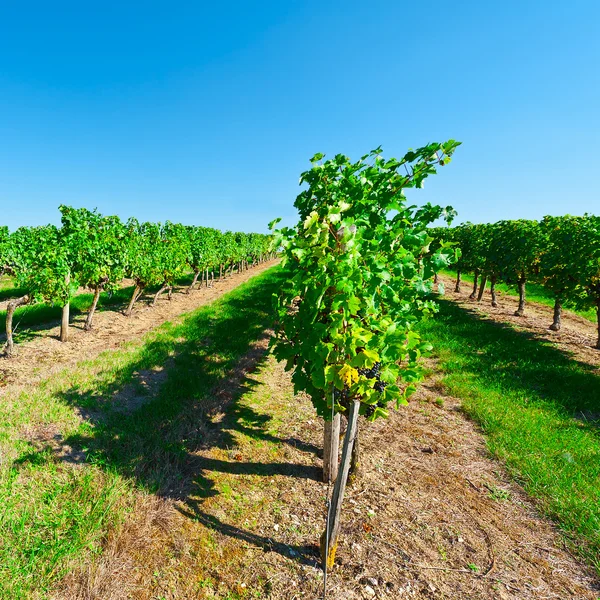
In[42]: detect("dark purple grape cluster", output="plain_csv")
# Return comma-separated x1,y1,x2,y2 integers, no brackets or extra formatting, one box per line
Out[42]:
374,380,387,393
333,361,390,417
358,361,381,380
364,404,376,417
337,387,351,403
358,361,388,417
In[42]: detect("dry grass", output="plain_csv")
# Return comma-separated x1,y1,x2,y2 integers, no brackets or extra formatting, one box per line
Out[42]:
55,351,599,599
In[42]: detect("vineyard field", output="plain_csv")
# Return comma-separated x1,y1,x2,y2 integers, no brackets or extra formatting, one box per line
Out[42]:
0,260,278,390
0,207,274,357
0,264,597,598
0,270,223,338
2,151,600,599
431,216,600,347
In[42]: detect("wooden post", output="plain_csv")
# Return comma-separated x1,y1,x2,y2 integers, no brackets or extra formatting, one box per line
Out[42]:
60,303,70,342
349,423,360,485
4,295,29,357
477,275,488,302
60,274,70,343
321,399,360,570
323,413,341,483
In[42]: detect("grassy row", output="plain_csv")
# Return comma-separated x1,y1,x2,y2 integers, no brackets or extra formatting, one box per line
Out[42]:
418,298,600,573
441,269,598,323
0,266,283,599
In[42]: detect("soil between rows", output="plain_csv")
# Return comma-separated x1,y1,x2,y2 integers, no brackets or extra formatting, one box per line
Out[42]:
56,350,599,600
0,261,279,391
437,274,600,370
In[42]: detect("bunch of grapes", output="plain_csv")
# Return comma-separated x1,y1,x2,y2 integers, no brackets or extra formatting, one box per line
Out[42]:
358,362,388,417
333,386,353,411
358,361,381,380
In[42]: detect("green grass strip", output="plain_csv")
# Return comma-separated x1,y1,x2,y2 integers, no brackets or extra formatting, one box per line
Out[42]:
419,298,600,573
0,266,283,599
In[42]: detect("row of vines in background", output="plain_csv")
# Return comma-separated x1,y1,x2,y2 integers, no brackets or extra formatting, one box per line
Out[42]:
0,207,274,357
429,216,600,347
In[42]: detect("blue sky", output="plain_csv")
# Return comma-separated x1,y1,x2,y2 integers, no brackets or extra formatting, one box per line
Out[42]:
1,1,598,232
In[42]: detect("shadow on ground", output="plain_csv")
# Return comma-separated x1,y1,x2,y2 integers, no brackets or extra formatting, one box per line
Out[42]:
426,298,600,429
14,267,320,566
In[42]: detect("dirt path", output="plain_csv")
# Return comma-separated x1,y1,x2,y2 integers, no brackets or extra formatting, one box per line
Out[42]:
438,275,600,370
0,261,279,391
57,351,599,599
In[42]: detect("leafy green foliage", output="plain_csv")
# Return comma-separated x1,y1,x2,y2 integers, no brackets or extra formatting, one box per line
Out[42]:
432,215,600,344
2,205,273,355
491,220,542,284
187,225,220,273
124,220,189,289
59,206,127,293
8,225,75,306
271,142,460,420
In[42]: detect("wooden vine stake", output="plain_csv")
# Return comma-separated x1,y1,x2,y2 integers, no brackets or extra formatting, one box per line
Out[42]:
321,399,360,570
323,413,341,483
60,273,70,342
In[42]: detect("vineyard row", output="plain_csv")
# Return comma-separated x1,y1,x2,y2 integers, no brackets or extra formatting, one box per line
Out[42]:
0,206,274,356
430,215,600,347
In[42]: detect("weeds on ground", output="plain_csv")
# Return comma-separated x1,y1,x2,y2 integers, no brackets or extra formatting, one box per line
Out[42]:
419,298,600,573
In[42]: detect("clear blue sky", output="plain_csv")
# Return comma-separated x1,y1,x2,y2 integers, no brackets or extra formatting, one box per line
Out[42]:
1,1,598,232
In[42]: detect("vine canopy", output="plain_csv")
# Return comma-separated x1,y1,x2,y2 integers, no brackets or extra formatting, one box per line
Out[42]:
270,141,460,421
